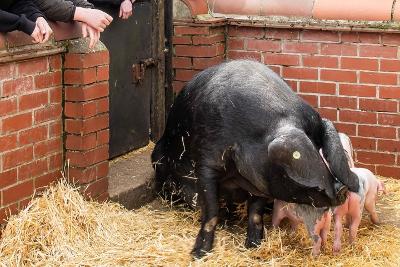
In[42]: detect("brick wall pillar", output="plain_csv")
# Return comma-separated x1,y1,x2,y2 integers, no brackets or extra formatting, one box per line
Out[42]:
173,21,226,93
63,40,110,201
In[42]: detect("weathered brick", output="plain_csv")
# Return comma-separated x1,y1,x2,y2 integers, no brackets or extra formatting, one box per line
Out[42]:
358,125,396,139
192,56,224,70
264,53,300,66
302,55,338,68
228,27,264,38
379,86,400,99
378,113,400,126
3,146,33,170
64,68,97,85
228,38,245,50
227,50,261,61
2,180,34,206
65,114,109,135
339,84,376,97
357,151,395,165
34,138,62,158
34,71,62,89
283,42,319,54
172,57,192,69
66,145,109,168
2,76,33,97
82,177,108,199
359,72,397,85
175,44,224,57
19,91,48,111
175,69,199,81
380,59,400,72
300,81,336,95
34,171,60,189
378,139,400,152
2,112,32,133
282,67,318,80
18,158,48,181
351,136,376,150
175,26,209,35
192,35,224,45
359,45,397,58
341,57,378,71
173,36,192,45
317,107,337,121
34,104,62,123
320,44,357,56
0,134,18,152
301,31,339,42
65,82,109,101
320,96,357,109
19,125,48,145
64,51,109,69
359,98,397,112
96,65,109,82
247,39,281,52
376,165,400,179
66,133,97,150
17,57,48,76
320,69,357,83
339,110,377,124
0,97,17,116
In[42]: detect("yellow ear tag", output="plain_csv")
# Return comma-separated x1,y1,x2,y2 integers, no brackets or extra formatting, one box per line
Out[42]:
293,151,301,160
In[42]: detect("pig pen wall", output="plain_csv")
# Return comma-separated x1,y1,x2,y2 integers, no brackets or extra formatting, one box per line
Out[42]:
172,19,400,179
0,25,110,223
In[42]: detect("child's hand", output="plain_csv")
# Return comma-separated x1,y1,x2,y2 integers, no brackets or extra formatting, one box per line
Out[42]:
75,7,113,32
31,24,42,43
119,0,133,19
81,22,100,49
35,17,53,43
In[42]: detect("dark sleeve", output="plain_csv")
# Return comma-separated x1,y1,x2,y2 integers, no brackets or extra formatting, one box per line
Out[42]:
34,0,76,22
0,9,36,34
70,0,95,9
9,0,45,22
88,0,124,7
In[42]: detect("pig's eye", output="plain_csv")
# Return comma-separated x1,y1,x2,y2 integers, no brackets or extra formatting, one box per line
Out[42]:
292,151,301,160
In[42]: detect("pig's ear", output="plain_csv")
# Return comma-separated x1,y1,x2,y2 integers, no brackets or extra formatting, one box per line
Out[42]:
267,135,332,190
320,119,359,192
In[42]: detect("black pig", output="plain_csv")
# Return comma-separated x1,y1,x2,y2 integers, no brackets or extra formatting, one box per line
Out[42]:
152,60,359,258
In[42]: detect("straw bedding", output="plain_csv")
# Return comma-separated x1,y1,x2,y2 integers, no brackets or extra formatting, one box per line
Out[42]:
0,178,399,266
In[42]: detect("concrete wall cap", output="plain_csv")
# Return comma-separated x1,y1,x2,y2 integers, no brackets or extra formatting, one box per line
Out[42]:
177,0,400,23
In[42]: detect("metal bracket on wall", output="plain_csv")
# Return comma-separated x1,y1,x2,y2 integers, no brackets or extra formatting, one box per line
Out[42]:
132,58,157,84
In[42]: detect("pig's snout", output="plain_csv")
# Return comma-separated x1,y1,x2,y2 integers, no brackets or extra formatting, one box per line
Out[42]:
334,181,348,205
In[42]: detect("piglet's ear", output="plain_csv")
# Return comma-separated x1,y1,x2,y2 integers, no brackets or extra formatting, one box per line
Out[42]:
320,119,359,192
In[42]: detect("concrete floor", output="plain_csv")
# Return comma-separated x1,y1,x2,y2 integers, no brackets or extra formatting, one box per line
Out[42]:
108,143,156,209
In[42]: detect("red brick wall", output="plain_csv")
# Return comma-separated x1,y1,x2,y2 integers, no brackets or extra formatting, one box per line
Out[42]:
173,24,226,92
173,22,400,179
64,47,110,201
0,36,110,223
0,55,63,222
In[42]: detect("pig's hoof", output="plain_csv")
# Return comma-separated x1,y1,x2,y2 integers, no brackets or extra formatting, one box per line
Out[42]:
245,237,261,248
332,244,341,255
191,248,208,259
191,231,214,259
